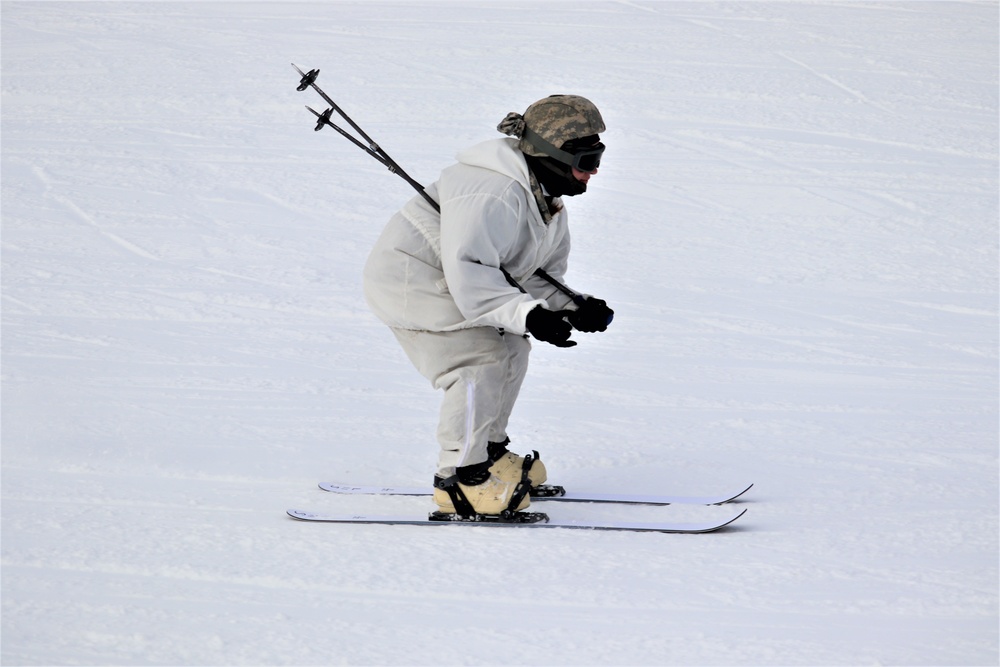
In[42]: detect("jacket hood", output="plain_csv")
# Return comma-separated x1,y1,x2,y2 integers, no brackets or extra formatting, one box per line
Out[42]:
455,138,531,191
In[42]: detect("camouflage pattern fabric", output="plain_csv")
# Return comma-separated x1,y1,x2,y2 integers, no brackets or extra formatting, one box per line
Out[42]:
509,95,605,158
497,112,556,222
528,169,554,223
497,95,605,222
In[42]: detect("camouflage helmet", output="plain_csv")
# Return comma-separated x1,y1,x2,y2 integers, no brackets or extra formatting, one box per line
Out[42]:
497,95,606,163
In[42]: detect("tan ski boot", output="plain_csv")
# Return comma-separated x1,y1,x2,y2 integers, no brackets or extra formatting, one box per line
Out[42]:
487,438,548,487
432,458,532,519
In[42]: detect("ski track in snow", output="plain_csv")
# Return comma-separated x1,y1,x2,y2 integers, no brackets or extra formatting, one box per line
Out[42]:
2,2,997,665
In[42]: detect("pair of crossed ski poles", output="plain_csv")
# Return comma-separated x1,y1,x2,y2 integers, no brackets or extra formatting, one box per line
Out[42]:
292,63,599,313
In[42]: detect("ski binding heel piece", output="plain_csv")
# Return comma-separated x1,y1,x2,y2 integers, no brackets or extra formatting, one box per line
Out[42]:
530,484,566,498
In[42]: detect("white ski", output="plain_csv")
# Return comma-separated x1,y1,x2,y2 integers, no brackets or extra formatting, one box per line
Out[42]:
286,508,748,534
318,481,753,506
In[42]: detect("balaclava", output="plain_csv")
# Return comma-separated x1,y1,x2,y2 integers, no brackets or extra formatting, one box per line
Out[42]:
497,95,606,210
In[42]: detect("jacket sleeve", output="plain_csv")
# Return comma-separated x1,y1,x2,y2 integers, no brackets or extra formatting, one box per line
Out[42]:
521,214,582,311
439,190,546,334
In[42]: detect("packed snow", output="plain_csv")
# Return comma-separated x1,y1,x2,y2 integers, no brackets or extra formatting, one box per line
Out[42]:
2,2,997,665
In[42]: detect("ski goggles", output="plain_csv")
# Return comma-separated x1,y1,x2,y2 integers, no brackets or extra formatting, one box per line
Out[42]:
567,142,605,172
523,128,606,173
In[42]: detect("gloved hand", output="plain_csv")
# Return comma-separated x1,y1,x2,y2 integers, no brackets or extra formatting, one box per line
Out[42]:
526,306,577,348
568,297,614,332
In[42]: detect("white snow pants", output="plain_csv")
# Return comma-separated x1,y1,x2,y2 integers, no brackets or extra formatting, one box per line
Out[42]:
391,327,531,476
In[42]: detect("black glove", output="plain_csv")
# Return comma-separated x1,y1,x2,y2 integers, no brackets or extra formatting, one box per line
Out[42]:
568,297,614,333
526,306,577,348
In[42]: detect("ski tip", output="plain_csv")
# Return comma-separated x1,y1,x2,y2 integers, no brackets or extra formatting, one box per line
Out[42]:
714,483,754,505
664,508,749,532
713,507,748,531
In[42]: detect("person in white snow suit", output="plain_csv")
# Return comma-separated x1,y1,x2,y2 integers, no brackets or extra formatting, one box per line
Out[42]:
363,95,614,517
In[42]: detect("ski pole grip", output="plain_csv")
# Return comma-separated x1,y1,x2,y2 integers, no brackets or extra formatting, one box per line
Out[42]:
535,268,613,326
570,295,613,326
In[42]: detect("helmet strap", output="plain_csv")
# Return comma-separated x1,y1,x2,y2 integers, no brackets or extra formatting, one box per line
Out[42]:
522,126,577,167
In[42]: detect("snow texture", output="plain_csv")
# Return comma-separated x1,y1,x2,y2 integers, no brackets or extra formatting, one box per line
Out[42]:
2,2,997,665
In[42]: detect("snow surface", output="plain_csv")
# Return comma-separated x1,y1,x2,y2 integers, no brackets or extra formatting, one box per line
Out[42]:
2,2,997,665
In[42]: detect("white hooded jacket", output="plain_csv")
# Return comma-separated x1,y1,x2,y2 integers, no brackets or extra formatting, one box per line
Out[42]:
363,137,578,335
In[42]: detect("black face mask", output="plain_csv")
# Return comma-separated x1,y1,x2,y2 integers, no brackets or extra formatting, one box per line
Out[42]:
524,154,588,198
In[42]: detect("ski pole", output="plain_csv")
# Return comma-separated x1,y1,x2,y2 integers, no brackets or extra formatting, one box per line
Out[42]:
292,64,602,321
535,268,613,325
534,268,586,307
293,64,440,212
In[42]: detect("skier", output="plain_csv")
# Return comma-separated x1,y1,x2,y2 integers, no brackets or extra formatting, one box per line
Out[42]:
362,95,614,517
